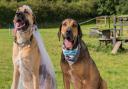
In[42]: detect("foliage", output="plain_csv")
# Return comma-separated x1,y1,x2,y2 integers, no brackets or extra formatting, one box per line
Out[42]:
1,0,128,27
97,0,116,15
97,0,128,15
0,0,97,27
116,0,128,14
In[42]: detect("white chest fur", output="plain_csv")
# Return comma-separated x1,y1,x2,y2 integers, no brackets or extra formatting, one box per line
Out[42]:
68,66,76,83
15,48,33,89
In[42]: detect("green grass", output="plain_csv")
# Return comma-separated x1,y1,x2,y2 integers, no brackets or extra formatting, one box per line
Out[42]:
0,24,128,89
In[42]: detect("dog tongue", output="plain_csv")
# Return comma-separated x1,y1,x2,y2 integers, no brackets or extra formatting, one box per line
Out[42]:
15,22,20,29
13,23,19,35
64,39,73,49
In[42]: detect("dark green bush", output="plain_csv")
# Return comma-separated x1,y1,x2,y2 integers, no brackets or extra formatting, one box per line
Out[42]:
0,0,97,27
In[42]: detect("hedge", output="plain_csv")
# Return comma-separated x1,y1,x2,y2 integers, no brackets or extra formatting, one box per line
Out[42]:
0,0,97,27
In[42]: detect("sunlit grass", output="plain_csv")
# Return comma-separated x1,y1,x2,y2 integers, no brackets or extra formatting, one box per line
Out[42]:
0,24,128,89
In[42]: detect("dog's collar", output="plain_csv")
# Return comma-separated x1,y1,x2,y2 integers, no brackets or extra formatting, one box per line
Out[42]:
13,25,37,47
62,44,80,65
14,35,33,47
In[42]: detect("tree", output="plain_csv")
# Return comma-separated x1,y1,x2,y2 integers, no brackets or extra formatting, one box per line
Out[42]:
116,0,128,14
97,0,117,15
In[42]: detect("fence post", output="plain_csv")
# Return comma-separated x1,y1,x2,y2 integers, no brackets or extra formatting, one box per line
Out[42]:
119,17,123,36
113,16,116,46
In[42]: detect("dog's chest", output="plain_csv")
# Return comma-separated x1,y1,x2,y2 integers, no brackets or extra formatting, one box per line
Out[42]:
68,63,87,83
68,66,75,82
15,48,34,77
68,65,84,83
16,48,31,63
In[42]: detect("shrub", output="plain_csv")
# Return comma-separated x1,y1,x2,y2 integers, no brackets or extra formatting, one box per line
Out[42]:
0,0,97,27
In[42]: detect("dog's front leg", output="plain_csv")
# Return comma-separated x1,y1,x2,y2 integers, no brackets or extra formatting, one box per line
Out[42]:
33,70,39,89
12,66,20,89
63,73,70,89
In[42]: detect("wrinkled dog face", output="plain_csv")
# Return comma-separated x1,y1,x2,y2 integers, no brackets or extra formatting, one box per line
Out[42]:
13,5,34,31
58,19,82,49
13,5,35,44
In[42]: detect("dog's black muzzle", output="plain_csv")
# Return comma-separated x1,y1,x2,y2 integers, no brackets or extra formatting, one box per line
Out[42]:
15,11,29,31
64,27,79,49
16,12,26,22
65,27,74,41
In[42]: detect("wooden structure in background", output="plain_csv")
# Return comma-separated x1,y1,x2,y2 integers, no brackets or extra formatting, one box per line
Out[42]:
95,16,128,54
96,16,111,29
95,16,112,46
88,15,128,53
99,29,112,46
113,16,128,45
111,41,122,54
112,16,128,54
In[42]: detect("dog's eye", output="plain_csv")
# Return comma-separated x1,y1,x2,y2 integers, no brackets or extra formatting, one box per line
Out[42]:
24,10,29,14
72,23,77,27
62,23,67,26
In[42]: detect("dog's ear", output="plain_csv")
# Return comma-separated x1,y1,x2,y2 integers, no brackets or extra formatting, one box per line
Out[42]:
33,14,37,25
77,23,82,39
58,24,62,41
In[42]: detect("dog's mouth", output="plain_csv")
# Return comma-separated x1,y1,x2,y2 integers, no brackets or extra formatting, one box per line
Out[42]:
64,39,74,49
63,30,75,49
14,19,25,29
14,18,30,32
14,12,29,32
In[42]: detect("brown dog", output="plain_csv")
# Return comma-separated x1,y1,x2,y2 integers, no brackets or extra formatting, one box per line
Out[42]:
58,18,107,89
11,5,56,89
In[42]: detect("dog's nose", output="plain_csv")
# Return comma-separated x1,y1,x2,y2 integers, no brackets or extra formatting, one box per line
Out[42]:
15,12,25,21
66,30,71,35
66,27,73,40
16,12,24,17
66,28,72,34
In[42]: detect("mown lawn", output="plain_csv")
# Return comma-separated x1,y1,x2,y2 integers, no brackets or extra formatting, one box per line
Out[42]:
0,24,128,89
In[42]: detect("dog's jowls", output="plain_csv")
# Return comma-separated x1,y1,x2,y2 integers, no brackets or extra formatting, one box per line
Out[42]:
11,5,56,89
58,18,107,89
